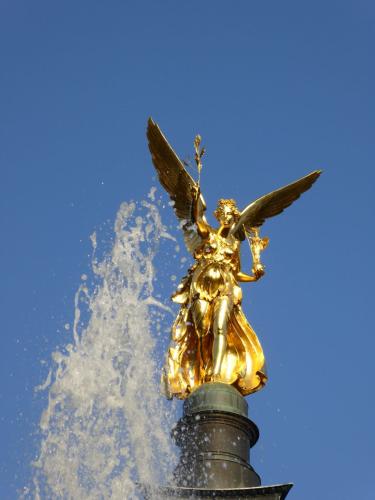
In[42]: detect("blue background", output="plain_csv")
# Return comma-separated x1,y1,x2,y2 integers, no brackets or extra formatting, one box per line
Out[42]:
1,1,374,498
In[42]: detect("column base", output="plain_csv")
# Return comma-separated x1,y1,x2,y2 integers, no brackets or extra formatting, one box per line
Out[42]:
142,483,293,499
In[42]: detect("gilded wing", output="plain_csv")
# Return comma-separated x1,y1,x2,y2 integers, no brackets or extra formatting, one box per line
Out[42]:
147,118,208,253
230,170,322,240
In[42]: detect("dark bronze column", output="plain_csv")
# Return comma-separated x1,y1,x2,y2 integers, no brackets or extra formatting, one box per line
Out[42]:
145,383,293,499
173,382,260,489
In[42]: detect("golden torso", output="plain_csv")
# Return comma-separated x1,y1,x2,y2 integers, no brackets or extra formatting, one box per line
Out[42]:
191,230,242,304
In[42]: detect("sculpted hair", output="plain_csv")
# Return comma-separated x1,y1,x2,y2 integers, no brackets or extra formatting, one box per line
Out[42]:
214,199,241,220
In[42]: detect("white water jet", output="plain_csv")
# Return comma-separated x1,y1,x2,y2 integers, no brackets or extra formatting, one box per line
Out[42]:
32,199,178,499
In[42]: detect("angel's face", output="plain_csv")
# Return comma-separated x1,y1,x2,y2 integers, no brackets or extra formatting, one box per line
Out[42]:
216,205,236,227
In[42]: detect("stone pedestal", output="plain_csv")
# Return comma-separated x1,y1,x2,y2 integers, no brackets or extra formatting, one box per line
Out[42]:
173,383,260,489
164,383,292,499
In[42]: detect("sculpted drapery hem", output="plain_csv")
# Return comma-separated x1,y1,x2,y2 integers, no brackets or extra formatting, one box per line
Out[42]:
163,296,268,399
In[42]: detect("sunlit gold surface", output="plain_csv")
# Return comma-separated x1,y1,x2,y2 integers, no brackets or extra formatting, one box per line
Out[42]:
147,118,321,399
249,228,269,275
166,222,267,398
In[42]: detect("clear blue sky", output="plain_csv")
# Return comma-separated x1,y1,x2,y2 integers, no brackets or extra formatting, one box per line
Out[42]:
1,1,374,498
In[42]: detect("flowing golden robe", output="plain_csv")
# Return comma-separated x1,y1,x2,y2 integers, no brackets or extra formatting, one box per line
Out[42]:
163,229,267,399
147,119,321,400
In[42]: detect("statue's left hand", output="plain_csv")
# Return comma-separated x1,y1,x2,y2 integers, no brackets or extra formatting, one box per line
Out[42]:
254,267,265,280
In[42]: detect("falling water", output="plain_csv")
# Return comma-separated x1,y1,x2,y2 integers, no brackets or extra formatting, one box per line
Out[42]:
32,197,178,499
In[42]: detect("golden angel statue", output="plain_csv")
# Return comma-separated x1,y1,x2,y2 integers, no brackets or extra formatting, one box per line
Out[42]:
147,118,321,399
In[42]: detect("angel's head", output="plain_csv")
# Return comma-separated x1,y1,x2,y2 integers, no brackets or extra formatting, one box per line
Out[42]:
214,199,240,227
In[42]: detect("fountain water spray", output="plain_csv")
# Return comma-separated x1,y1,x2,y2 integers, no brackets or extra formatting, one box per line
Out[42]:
32,198,178,499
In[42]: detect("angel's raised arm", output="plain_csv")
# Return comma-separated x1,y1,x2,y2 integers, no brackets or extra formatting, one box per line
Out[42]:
191,185,210,239
147,118,211,253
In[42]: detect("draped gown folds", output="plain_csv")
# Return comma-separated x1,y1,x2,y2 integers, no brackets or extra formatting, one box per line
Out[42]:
164,228,267,399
